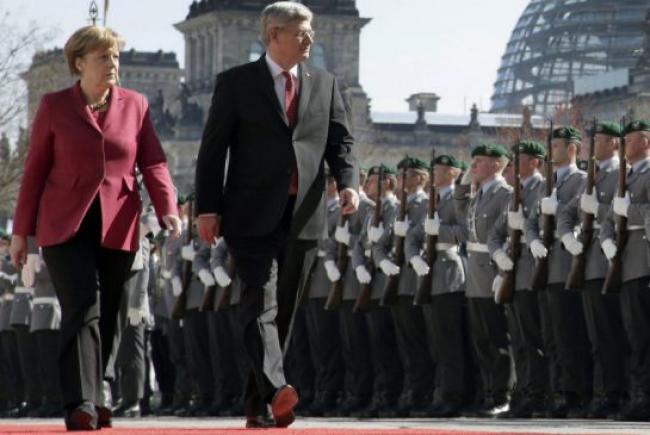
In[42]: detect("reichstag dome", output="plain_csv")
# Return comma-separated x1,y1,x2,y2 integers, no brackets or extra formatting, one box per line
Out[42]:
491,0,650,116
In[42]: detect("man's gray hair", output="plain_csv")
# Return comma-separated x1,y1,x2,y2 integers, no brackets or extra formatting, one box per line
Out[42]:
260,1,313,46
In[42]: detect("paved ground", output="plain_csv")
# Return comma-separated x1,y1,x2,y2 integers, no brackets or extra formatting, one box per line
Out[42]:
2,417,650,434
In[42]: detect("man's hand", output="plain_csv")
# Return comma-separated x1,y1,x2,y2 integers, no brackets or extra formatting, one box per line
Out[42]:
10,235,27,269
340,188,359,215
198,215,221,245
163,215,182,239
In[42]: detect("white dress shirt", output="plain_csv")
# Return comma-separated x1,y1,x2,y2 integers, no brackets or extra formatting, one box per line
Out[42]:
265,54,300,123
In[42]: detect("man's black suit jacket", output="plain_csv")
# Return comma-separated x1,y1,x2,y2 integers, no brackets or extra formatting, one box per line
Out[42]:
195,55,358,240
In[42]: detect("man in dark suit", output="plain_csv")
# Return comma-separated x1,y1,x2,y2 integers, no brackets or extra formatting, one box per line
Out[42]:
194,1,359,428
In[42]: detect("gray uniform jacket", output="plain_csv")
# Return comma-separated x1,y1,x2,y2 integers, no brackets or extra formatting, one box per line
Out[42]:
187,236,211,310
210,238,242,305
488,173,545,291
396,190,428,296
405,186,467,296
160,232,184,318
307,199,341,299
369,194,400,300
601,158,650,283
557,160,619,281
344,193,375,300
126,237,151,312
0,258,17,331
31,255,61,332
525,165,586,285
456,178,512,298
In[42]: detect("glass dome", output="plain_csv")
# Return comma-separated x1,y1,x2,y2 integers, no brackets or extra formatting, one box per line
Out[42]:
491,0,649,116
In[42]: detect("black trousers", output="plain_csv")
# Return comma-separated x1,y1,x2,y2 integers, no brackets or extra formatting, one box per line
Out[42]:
582,279,628,396
537,290,560,394
149,327,175,405
365,301,404,400
304,297,344,397
115,323,146,402
338,300,373,400
511,290,548,399
42,199,135,409
183,308,215,404
0,330,24,406
225,196,317,416
13,325,42,405
167,318,191,405
620,277,650,396
391,295,435,402
422,292,470,404
466,297,510,401
546,284,592,397
207,310,242,404
284,304,315,403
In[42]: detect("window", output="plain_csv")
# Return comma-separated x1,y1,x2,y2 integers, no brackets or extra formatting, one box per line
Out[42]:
249,41,264,62
311,44,327,69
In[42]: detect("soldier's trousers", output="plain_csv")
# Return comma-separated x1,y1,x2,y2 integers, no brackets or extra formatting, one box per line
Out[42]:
582,279,629,396
149,326,175,405
167,318,191,405
365,301,404,400
184,308,215,403
339,300,373,401
304,297,344,397
206,310,242,404
620,277,650,396
0,330,24,406
284,304,315,403
33,330,62,406
115,323,146,403
422,292,470,404
391,295,434,402
537,290,560,393
227,304,251,402
466,297,510,401
510,290,548,399
13,325,42,405
546,284,592,397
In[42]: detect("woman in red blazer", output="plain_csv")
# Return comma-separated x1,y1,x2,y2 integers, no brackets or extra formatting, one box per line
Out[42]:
9,26,181,431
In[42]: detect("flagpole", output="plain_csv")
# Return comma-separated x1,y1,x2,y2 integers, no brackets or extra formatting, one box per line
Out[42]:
103,0,109,26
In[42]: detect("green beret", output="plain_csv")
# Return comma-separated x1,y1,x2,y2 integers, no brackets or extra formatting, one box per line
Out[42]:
624,120,650,135
471,143,509,159
396,157,410,170
177,194,187,205
405,157,430,171
513,140,546,159
552,126,582,141
594,121,622,137
368,164,397,177
434,154,462,169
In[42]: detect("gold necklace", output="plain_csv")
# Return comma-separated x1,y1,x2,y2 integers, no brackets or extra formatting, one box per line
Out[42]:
89,93,110,112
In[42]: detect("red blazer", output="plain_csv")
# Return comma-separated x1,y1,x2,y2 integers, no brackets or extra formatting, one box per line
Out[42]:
13,82,178,252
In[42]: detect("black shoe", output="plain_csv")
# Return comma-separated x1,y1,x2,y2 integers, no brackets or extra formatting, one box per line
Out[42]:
306,391,338,417
114,400,141,418
351,394,384,418
587,395,621,419
498,397,545,419
331,395,370,417
376,395,405,418
613,395,650,421
421,401,463,418
64,402,98,431
245,414,275,428
95,405,112,428
35,402,63,418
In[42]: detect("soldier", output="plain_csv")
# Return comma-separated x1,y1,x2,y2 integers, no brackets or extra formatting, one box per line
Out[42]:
556,122,629,418
602,120,650,421
391,157,435,415
525,126,591,417
455,144,512,417
407,154,470,417
351,164,404,418
488,141,549,418
302,175,345,416
332,168,375,416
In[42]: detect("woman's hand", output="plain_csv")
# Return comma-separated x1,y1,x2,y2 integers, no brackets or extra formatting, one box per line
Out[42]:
162,215,182,239
10,235,27,269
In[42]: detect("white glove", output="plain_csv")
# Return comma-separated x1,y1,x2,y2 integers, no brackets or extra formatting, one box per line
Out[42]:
601,238,617,261
493,249,514,271
213,266,232,288
541,190,558,216
198,269,216,287
171,276,182,297
21,254,39,288
613,192,631,217
161,269,172,280
181,244,195,261
324,260,341,282
460,169,473,186
424,213,440,236
379,259,400,276
492,275,504,294
507,209,525,231
580,192,599,215
127,308,145,326
530,239,548,259
409,255,430,277
334,221,351,246
561,233,583,256
355,265,371,284
393,217,410,237
368,222,384,243
3,273,17,285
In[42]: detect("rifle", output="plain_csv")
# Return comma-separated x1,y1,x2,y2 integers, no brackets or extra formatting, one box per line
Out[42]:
566,118,597,290
603,118,628,294
496,144,521,303
380,165,407,306
530,121,554,291
354,166,384,312
172,198,193,319
214,256,236,310
325,213,350,310
414,149,436,306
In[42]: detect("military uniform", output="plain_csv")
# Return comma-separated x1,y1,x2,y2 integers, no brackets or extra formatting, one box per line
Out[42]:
557,124,628,417
456,144,513,413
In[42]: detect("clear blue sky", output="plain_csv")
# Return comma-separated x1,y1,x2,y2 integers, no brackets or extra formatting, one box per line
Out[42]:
7,0,529,114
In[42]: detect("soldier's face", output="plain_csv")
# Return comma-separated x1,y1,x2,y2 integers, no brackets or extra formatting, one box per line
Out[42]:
625,132,650,162
552,139,577,166
594,134,618,161
433,165,454,187
471,156,498,184
405,169,426,190
366,174,379,198
519,154,540,178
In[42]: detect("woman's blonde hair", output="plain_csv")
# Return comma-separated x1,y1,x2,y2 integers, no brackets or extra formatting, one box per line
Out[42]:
63,26,125,75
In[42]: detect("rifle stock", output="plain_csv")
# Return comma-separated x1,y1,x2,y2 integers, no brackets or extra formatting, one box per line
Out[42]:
172,199,194,320
414,149,436,306
325,213,350,310
380,166,407,306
